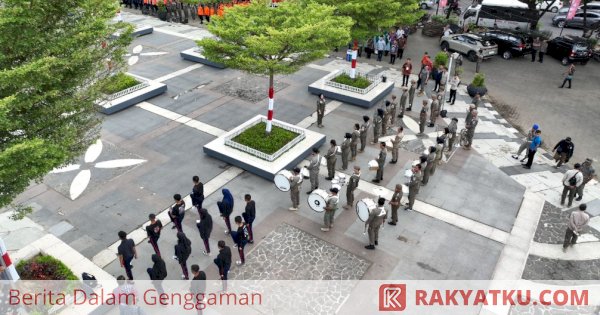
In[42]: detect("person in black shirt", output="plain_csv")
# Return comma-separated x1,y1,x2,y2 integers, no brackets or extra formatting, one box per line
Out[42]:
191,176,205,214
169,194,186,233
196,208,213,256
117,231,137,280
146,254,167,295
217,189,234,235
242,194,255,244
146,213,163,257
213,240,231,291
231,216,248,266
174,232,192,280
190,264,206,315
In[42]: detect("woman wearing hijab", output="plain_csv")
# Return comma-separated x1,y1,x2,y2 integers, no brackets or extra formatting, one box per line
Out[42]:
217,189,234,234
146,254,167,295
174,232,192,280
196,208,213,256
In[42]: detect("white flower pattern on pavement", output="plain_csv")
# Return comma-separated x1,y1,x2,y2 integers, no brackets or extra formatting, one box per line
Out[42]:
126,45,168,66
50,140,146,200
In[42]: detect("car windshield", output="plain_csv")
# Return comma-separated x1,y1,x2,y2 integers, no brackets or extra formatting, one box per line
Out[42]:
573,43,589,51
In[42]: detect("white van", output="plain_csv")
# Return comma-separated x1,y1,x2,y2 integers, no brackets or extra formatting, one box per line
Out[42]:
460,0,540,31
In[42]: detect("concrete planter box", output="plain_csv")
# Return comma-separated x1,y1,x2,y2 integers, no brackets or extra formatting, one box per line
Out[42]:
308,70,394,108
203,115,326,181
180,47,226,69
111,24,153,39
97,74,167,115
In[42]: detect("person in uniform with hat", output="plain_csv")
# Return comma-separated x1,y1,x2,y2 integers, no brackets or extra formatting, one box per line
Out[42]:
365,197,386,249
389,95,398,125
406,164,422,212
305,148,321,194
325,139,337,180
351,124,360,161
289,167,302,211
388,185,402,226
372,142,387,183
418,100,428,135
398,87,409,119
390,127,404,164
344,166,360,210
321,188,339,232
372,109,383,144
341,133,352,170
359,116,370,153
382,101,391,135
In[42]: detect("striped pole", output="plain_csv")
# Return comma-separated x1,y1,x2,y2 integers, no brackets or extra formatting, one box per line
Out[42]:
266,85,274,133
350,39,358,79
0,238,19,281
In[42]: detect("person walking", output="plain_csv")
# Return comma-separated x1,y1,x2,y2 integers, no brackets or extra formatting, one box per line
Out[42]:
359,116,370,153
288,167,302,211
321,188,339,232
417,66,430,96
447,73,460,105
213,240,231,291
512,124,539,162
341,133,351,170
217,189,234,235
531,37,541,62
576,159,596,201
401,58,412,87
447,118,458,151
372,142,387,183
351,124,360,161
407,80,417,111
553,137,575,168
428,93,439,127
174,232,192,280
390,40,398,64
539,39,548,63
389,95,398,125
196,208,212,256
306,148,321,194
390,127,404,164
117,231,137,280
190,265,206,315
372,109,383,144
146,213,163,257
325,139,337,180
463,110,478,149
146,254,167,295
421,146,436,185
364,197,386,249
113,276,140,315
242,194,255,244
405,164,422,212
523,130,542,169
561,163,584,208
560,64,575,88
563,204,590,252
316,94,326,128
418,100,428,135
420,51,432,71
398,87,409,118
191,175,204,212
231,216,249,266
169,193,186,233
388,185,403,226
344,166,360,210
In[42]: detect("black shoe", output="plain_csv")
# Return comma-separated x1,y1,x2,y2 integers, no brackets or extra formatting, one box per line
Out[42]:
374,241,378,246
390,160,397,164
171,226,177,229
388,221,396,225
576,196,583,201
406,107,412,111
371,179,380,183
248,240,254,244
446,101,451,103
428,124,434,127
307,190,313,195
511,155,519,160
325,177,333,180
522,166,531,169
365,245,375,250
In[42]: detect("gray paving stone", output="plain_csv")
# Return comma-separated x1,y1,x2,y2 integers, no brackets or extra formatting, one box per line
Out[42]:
212,73,289,103
48,220,74,237
523,254,600,280
534,201,600,244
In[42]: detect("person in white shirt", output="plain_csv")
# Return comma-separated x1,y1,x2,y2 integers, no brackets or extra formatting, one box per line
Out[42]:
561,163,584,207
563,204,590,252
447,74,460,105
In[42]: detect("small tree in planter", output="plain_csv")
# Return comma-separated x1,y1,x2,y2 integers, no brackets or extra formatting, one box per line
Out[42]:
157,1,168,21
467,73,487,97
434,51,449,68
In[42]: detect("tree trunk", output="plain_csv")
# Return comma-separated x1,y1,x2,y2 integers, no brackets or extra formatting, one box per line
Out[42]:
350,39,358,79
266,71,274,134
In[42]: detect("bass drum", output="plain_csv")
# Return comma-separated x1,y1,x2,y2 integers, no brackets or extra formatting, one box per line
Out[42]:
307,189,329,213
274,170,293,192
356,198,376,222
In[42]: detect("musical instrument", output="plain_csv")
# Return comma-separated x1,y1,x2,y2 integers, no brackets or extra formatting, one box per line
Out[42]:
404,169,413,185
300,167,309,179
356,198,377,222
307,189,329,213
336,145,342,155
274,170,293,192
331,184,341,192
368,160,379,171
333,173,346,186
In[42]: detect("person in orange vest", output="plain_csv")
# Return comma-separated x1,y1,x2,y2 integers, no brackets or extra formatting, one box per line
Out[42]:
217,3,224,17
198,4,204,24
203,2,211,23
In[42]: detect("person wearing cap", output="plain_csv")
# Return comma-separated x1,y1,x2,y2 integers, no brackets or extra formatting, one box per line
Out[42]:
372,109,383,144
398,87,409,118
382,101,391,135
512,124,539,161
428,93,439,128
390,127,404,164
407,79,417,111
341,133,352,171
388,185,403,226
389,95,398,125
463,110,478,149
351,124,360,161
316,94,326,128
465,104,476,125
344,166,361,210
563,204,590,252
561,163,584,207
523,129,542,169
432,137,444,174
422,146,436,185
372,142,387,183
359,116,371,152
406,164,422,212
418,100,428,135
289,167,302,211
365,197,386,249
325,139,337,180
447,118,458,151
321,188,339,232
305,148,321,194
552,137,575,168
576,159,596,201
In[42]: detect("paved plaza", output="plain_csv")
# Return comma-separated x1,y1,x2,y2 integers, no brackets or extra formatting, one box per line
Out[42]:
3,8,600,315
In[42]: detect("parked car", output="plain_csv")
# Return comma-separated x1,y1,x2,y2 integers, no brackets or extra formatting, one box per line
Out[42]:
537,0,562,13
553,10,600,28
557,2,600,14
478,30,533,59
420,0,437,9
440,34,498,61
546,36,592,65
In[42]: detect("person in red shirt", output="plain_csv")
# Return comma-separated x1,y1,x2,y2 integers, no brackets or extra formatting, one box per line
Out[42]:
421,52,432,71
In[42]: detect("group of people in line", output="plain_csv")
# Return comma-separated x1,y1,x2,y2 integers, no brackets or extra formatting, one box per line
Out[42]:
122,0,251,24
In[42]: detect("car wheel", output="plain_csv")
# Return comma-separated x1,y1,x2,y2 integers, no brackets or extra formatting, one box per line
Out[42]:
420,3,428,9
440,41,449,51
502,51,512,60
467,51,478,62
551,7,558,13
557,20,566,28
561,57,569,65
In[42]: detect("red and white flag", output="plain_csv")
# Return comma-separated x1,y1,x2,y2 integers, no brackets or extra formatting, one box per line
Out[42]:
567,0,581,20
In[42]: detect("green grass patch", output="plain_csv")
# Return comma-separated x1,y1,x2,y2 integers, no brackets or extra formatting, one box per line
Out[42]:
331,73,372,89
232,122,299,155
99,72,140,95
16,254,78,280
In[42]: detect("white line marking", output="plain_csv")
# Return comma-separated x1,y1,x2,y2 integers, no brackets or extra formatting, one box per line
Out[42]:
135,102,226,137
153,64,203,83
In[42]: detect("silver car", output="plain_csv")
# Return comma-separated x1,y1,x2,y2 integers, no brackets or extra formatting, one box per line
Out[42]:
440,34,498,62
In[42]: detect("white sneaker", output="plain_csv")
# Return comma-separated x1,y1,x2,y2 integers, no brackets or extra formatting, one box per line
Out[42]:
289,207,298,211
173,255,178,261
181,275,186,279
224,230,230,235
233,244,237,248
202,250,209,256
320,227,330,232
236,260,243,266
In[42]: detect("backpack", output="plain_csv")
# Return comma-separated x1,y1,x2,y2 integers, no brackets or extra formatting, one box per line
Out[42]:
568,172,579,186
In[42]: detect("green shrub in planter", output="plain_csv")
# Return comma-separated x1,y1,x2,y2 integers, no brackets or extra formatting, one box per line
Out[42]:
16,254,78,280
331,73,372,89
99,73,140,95
434,52,449,68
467,73,487,97
232,122,299,155
471,73,485,87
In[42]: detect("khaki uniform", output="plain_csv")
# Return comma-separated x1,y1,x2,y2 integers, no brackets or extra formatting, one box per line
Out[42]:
429,99,439,125
577,163,595,198
382,107,390,135
290,174,301,208
447,120,457,150
391,132,403,162
408,84,416,109
399,91,408,117
407,172,422,210
389,191,402,223
390,100,398,125
346,173,360,207
324,195,339,228
359,121,370,151
366,206,386,245
317,99,326,126
375,148,386,181
307,154,321,191
351,130,360,159
325,146,337,179
341,138,351,170
419,107,427,134
422,152,436,185
373,116,382,143
432,143,444,175
464,118,478,147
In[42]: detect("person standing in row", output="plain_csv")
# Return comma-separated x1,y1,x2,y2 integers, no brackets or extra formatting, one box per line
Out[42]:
117,231,137,281
561,163,584,208
390,40,398,64
341,133,351,171
407,80,417,111
512,124,539,162
359,116,370,153
289,167,302,211
196,208,212,256
321,188,339,232
560,64,575,89
344,166,361,210
531,37,541,62
146,213,163,257
365,197,386,249
169,194,186,233
376,36,385,61
447,118,458,151
213,240,231,291
325,139,337,180
217,189,234,234
539,39,548,63
417,66,430,96
523,130,542,169
306,148,321,194
398,87,408,118
563,204,589,252
388,185,403,226
463,110,478,149
382,101,391,135
401,58,412,87
190,265,206,315
231,216,249,266
398,35,407,59
576,159,596,201
428,93,439,127
422,147,436,186
553,137,575,168
372,109,383,144
372,142,387,183
316,94,326,128
389,95,398,125
242,194,255,244
406,164,422,212
191,176,204,214
147,254,167,295
432,137,444,174
418,100,428,135
351,124,360,161
174,232,192,280
390,127,404,164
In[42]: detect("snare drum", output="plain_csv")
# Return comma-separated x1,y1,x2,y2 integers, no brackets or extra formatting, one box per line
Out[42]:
334,173,346,186
404,169,413,185
300,167,310,179
274,170,293,192
368,160,379,171
331,184,341,192
356,198,377,222
307,189,329,213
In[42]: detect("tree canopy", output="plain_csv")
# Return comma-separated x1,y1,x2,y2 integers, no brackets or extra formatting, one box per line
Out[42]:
0,0,131,209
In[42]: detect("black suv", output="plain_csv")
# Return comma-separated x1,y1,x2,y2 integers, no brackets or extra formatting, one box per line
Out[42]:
546,36,592,65
478,30,533,60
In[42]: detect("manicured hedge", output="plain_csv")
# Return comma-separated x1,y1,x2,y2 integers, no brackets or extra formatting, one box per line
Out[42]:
331,73,372,89
232,122,299,155
16,254,78,280
100,73,139,95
